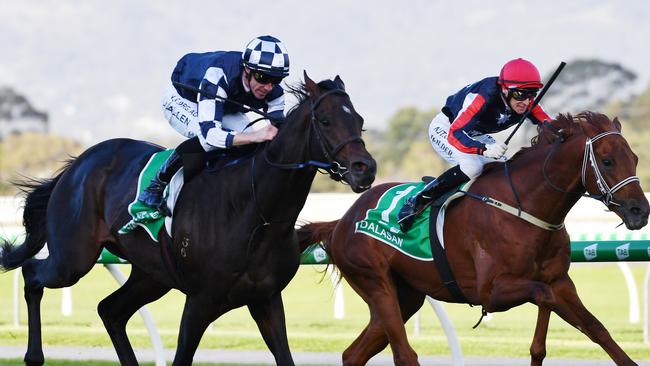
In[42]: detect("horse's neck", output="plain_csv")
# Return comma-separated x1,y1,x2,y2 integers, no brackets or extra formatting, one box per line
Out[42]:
253,109,318,220
501,139,586,225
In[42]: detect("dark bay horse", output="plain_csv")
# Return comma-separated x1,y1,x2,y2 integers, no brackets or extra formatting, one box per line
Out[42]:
0,72,376,366
298,112,649,366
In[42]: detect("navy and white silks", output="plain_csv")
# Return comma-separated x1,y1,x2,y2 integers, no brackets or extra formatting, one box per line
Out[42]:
429,76,552,178
161,51,285,151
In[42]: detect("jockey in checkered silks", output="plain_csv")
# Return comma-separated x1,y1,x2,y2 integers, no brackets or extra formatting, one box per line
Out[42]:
397,58,554,232
138,35,290,216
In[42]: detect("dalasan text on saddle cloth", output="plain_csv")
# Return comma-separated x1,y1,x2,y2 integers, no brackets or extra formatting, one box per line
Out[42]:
354,182,442,261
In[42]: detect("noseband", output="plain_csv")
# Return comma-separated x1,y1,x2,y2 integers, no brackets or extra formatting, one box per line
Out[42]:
544,130,640,206
580,131,640,206
309,88,365,180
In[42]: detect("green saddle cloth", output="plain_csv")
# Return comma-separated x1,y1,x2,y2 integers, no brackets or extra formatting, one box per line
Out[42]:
118,149,175,241
354,182,436,261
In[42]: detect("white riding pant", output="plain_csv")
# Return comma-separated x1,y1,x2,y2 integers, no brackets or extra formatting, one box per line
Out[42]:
428,112,505,179
161,82,250,151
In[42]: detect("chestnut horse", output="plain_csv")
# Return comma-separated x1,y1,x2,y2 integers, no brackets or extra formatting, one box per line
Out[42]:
298,112,649,365
0,73,376,366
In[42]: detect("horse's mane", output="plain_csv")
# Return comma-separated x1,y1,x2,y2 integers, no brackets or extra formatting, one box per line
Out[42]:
284,79,342,117
511,111,612,160
482,111,614,174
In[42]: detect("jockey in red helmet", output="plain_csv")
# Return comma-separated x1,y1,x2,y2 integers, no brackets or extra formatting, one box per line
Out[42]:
398,58,553,232
498,58,544,89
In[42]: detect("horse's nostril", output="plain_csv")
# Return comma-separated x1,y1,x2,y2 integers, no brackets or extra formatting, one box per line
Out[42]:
352,162,368,174
631,206,642,216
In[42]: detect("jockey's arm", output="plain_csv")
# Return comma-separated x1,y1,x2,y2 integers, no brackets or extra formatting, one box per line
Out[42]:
231,89,284,145
196,74,238,149
529,104,553,125
232,124,278,145
447,94,488,155
233,87,284,145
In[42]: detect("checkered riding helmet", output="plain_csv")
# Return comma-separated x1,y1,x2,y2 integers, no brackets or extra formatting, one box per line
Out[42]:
498,58,544,89
242,35,290,77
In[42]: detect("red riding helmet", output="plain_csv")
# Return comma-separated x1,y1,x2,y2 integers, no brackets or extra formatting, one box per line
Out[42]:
498,58,543,89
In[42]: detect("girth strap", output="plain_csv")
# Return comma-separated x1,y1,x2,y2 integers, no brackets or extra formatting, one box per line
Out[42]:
428,203,470,304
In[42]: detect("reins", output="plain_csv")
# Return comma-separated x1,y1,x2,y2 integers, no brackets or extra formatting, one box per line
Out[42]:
172,81,276,120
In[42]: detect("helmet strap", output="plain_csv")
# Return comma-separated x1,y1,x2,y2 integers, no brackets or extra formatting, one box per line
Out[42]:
242,67,254,91
243,67,253,82
499,90,513,112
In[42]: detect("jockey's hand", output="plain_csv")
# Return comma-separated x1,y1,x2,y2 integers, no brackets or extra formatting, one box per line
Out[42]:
483,142,507,159
234,124,278,145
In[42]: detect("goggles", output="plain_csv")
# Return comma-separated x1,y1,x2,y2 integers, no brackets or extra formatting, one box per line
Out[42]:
509,88,539,101
251,71,284,85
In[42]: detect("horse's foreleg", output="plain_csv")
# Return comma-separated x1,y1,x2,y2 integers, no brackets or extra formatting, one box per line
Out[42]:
173,293,221,366
549,277,637,366
247,292,295,366
482,275,555,312
482,276,556,366
97,267,170,366
530,306,550,366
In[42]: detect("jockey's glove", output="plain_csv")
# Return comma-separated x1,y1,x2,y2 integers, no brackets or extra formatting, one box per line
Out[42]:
483,142,508,159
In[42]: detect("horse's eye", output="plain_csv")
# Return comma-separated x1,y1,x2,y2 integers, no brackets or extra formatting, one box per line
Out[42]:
602,159,613,167
320,118,331,126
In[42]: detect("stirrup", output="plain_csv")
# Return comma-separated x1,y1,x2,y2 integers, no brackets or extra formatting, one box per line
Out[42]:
157,200,172,217
138,189,164,208
398,200,434,233
398,214,415,233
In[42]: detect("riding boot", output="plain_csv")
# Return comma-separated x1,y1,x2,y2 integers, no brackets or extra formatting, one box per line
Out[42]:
397,165,470,233
137,150,183,216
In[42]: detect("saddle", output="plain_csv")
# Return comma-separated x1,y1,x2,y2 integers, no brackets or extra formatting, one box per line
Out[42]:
119,146,258,241
354,179,472,302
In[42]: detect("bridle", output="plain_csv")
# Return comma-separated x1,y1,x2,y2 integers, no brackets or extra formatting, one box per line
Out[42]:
543,129,640,207
263,87,365,181
250,86,366,229
580,131,640,206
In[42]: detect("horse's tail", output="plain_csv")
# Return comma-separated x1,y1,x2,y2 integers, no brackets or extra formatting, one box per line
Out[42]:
296,220,339,253
0,160,73,271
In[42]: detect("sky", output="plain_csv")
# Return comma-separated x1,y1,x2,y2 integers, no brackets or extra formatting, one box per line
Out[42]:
1,0,648,145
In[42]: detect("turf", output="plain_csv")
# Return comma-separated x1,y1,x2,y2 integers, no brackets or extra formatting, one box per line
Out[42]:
1,263,650,361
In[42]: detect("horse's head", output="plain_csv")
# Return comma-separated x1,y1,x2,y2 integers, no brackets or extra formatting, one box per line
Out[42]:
275,72,376,193
564,112,649,229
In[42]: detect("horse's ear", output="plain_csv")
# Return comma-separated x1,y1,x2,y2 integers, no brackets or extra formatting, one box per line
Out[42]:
304,71,320,97
334,75,346,90
613,117,622,132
